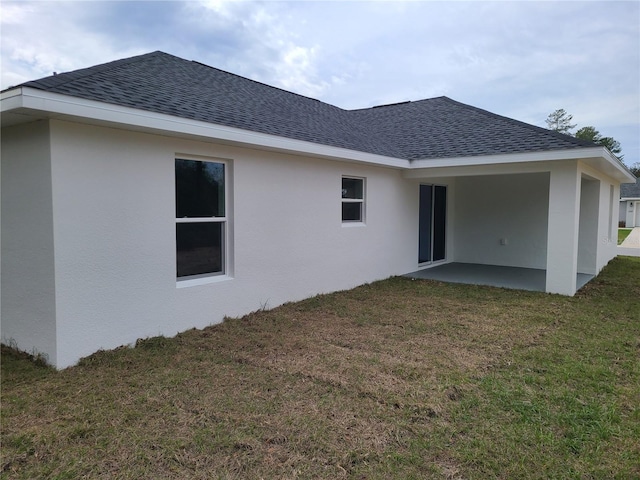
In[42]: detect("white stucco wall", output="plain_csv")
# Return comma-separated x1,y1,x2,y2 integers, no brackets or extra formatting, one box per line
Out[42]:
43,120,417,367
3,117,627,365
546,162,581,295
577,176,599,275
453,173,550,269
1,121,58,363
601,182,619,268
577,163,620,273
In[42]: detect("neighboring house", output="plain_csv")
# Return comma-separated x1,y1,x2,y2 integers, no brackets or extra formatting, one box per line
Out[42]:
1,51,635,368
619,178,640,227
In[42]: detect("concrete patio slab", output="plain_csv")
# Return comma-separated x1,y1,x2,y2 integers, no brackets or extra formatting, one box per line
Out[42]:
404,263,594,293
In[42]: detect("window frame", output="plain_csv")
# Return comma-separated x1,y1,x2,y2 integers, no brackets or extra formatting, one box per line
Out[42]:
175,157,228,282
341,176,366,224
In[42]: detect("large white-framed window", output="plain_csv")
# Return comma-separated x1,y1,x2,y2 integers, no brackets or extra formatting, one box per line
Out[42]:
175,157,227,279
342,176,365,223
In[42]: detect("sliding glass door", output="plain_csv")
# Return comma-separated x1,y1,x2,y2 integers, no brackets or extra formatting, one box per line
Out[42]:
419,184,447,264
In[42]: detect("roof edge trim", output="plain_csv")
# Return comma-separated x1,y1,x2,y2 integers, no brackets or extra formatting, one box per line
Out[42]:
0,87,23,101
409,148,635,182
409,148,609,167
2,87,409,169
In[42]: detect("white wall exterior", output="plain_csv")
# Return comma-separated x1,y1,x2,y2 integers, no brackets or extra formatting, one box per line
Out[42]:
546,162,581,295
453,173,550,270
578,176,599,275
545,161,621,295
11,120,417,367
1,121,58,363
1,117,629,367
579,163,620,274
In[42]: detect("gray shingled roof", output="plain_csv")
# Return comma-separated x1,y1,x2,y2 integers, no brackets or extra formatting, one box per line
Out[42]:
15,51,597,161
621,178,640,198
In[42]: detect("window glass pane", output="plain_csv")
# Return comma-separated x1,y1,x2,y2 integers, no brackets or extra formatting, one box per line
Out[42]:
342,202,362,222
176,159,224,218
176,222,223,277
342,178,363,199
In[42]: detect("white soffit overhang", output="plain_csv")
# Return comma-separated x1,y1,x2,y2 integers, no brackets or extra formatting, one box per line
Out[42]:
406,148,635,183
0,87,408,169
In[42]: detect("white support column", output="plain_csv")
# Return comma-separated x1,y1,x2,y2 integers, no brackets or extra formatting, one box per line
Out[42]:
546,162,581,295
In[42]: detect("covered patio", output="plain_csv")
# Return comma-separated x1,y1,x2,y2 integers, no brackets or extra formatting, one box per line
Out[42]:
403,155,629,296
404,263,594,293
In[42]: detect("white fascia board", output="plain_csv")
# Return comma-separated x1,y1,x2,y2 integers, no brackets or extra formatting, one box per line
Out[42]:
403,161,557,179
0,87,23,100
0,88,25,109
1,88,409,169
406,148,635,183
409,148,601,168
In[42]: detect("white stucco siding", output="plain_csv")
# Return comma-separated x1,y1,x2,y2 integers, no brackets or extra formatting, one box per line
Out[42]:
5,116,626,365
545,162,620,295
598,180,620,269
453,173,550,269
46,120,417,367
48,121,176,367
576,162,620,272
577,176,600,275
546,162,581,295
1,121,58,363
239,153,417,303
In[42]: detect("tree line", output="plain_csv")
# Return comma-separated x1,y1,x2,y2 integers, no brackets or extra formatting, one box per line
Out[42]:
545,109,638,176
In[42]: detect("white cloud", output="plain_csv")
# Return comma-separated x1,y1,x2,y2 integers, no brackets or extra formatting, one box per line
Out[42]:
276,45,326,96
0,2,35,24
0,2,146,86
175,1,330,98
198,0,233,14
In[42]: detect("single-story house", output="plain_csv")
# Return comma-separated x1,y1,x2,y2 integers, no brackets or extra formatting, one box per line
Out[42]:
1,51,636,368
619,178,640,227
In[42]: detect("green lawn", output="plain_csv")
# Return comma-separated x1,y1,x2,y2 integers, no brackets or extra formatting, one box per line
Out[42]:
2,257,639,479
618,228,632,245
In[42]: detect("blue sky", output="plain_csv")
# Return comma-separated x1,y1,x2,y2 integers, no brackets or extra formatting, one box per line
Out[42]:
2,0,639,168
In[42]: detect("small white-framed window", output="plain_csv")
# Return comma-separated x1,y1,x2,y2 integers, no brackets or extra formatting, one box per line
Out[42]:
342,176,365,223
175,158,226,279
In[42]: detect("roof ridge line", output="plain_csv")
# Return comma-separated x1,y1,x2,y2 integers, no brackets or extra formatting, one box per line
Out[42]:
348,96,449,112
19,51,168,92
189,59,345,111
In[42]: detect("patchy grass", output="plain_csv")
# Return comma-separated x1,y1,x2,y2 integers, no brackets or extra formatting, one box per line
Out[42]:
2,257,639,479
618,228,632,245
